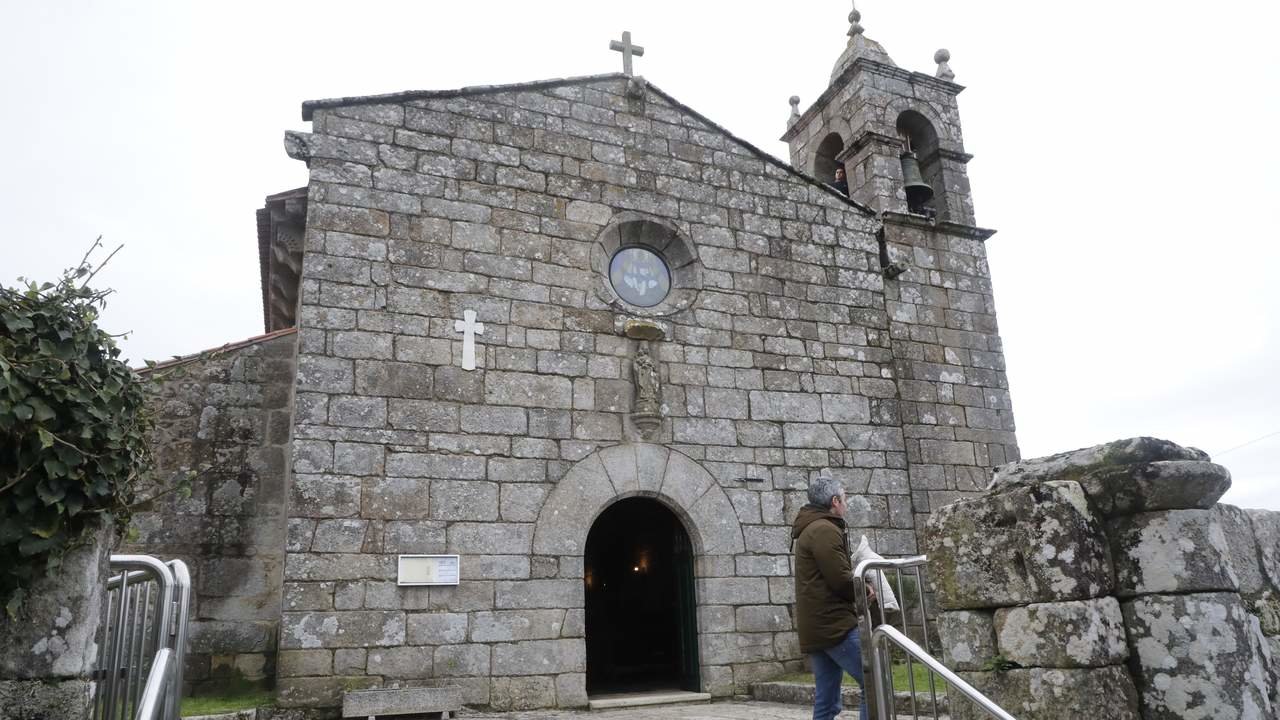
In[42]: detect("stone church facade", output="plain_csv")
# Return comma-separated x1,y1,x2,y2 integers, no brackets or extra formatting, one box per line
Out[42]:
127,16,1017,712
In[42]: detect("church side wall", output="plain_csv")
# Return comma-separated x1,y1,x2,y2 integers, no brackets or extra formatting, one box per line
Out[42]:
127,330,297,694
279,76,922,710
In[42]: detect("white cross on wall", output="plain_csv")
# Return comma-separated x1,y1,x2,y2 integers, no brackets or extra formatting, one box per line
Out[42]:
454,309,484,371
609,31,645,77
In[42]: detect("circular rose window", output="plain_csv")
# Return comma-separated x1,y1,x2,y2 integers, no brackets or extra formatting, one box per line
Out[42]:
609,247,671,308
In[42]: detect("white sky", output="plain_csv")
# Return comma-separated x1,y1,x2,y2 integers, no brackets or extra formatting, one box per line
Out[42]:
2,1,1276,510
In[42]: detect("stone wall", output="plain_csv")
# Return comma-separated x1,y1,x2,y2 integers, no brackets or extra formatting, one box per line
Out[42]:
0,521,111,720
268,72,1017,710
926,438,1277,720
125,329,297,693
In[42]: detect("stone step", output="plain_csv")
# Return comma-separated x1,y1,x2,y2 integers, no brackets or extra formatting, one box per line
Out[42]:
587,690,713,710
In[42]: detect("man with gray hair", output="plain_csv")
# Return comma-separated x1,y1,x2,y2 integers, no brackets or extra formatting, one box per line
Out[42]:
792,475,870,720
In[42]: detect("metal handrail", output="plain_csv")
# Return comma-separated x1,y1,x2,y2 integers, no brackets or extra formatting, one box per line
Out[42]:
94,555,190,720
853,555,1018,720
133,648,172,720
872,626,1017,720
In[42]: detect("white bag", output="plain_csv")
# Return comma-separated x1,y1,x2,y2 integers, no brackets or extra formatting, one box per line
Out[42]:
851,535,900,612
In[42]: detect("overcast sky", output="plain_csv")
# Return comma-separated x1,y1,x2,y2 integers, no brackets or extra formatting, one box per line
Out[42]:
2,1,1276,510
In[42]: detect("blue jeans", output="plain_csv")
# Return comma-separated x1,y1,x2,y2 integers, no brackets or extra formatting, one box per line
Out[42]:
810,627,868,720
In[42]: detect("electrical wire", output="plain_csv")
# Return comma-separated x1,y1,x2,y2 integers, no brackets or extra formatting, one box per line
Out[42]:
1212,430,1280,458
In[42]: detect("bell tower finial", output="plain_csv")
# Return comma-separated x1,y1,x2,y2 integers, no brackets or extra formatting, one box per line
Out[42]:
847,1,865,37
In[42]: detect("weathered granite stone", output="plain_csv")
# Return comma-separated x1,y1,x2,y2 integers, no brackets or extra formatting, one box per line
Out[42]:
937,610,997,672
1109,509,1239,597
556,673,589,708
0,520,110,681
365,646,433,678
952,666,1139,720
1122,592,1273,720
277,649,333,677
994,598,1127,668
433,644,490,676
925,481,1113,609
491,639,586,676
0,680,96,720
1247,509,1280,591
406,612,468,645
470,609,565,642
280,611,405,649
490,676,557,711
1217,504,1269,595
1075,460,1231,517
990,437,1207,491
276,675,380,708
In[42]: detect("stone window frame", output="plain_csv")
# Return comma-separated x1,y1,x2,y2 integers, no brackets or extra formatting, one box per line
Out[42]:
591,212,702,317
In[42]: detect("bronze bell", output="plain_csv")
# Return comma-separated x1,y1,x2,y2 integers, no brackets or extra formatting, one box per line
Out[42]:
899,151,934,209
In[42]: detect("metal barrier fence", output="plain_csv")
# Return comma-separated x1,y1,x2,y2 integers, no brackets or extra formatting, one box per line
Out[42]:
854,555,1018,720
93,555,191,720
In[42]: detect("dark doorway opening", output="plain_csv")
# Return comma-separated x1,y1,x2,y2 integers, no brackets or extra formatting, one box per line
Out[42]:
584,498,700,695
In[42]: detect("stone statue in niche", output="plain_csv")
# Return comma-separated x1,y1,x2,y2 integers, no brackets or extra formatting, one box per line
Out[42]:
631,341,661,436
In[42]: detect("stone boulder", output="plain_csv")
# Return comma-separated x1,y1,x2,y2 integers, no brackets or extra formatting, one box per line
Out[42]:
1246,509,1280,591
1109,509,1239,597
1216,505,1269,595
1076,461,1231,518
937,610,997,672
0,521,111,680
989,437,1208,491
925,481,1113,610
993,598,1128,668
1122,592,1273,720
951,665,1139,720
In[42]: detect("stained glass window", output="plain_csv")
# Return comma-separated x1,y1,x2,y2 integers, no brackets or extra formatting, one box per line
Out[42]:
609,247,671,308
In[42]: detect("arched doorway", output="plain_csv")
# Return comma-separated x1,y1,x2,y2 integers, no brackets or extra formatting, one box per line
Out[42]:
584,497,700,695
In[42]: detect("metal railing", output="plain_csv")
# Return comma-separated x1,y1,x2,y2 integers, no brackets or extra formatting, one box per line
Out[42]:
854,555,1017,720
93,555,191,720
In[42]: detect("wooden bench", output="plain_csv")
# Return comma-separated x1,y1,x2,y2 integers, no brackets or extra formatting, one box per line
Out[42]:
342,686,463,719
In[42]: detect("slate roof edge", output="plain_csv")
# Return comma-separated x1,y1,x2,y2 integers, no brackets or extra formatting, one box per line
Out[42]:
641,82,877,217
299,73,876,217
135,327,298,374
301,73,627,121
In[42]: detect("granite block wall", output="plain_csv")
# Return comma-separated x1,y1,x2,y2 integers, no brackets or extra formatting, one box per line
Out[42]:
927,438,1277,720
126,329,297,693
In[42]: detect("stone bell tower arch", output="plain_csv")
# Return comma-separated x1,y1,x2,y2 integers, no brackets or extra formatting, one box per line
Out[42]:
781,3,976,224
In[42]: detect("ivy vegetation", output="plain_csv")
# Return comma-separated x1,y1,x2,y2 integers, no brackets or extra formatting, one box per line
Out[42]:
0,243,153,616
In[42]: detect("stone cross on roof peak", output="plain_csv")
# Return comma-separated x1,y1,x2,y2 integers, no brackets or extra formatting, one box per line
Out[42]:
609,31,645,77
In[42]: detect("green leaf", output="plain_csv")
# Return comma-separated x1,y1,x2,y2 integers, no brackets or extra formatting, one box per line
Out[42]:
28,509,62,539
12,404,33,421
36,428,55,449
41,458,66,478
35,478,65,505
27,398,55,423
63,493,84,516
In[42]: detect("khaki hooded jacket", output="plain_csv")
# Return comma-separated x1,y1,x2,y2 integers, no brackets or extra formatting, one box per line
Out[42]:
791,503,859,653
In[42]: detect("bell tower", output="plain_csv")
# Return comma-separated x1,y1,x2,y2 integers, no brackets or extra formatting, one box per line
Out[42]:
783,3,1020,546
781,3,975,223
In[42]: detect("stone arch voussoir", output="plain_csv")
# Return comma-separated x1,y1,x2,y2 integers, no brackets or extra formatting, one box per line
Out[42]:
532,443,746,557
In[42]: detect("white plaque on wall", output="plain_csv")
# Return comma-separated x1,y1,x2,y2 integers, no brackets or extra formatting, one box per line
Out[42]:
397,555,461,586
